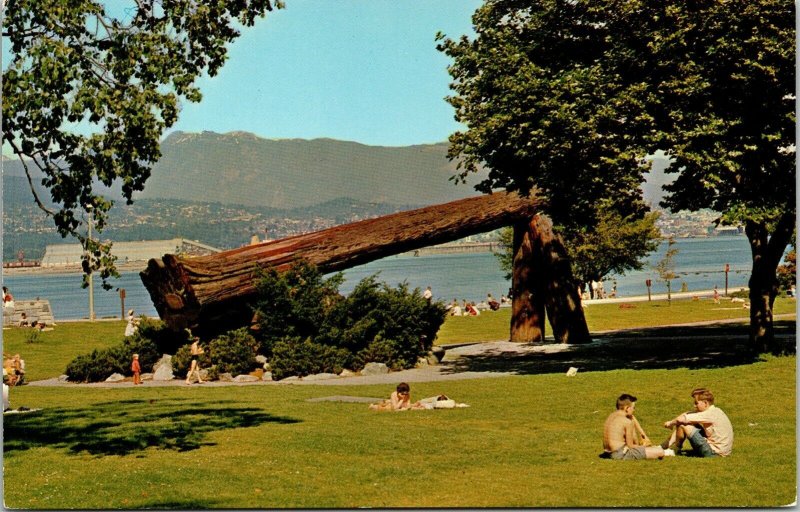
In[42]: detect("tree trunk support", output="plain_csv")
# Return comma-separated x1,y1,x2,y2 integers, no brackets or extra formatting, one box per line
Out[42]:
509,215,591,344
510,221,546,342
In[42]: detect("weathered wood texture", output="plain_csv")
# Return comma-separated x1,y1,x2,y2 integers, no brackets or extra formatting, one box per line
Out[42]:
509,216,591,344
528,215,591,343
141,191,542,333
510,221,546,342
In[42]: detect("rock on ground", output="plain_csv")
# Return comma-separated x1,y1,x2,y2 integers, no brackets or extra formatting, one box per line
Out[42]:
361,362,389,376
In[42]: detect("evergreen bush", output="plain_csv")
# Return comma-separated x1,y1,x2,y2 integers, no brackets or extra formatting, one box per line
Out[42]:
269,337,352,380
253,261,448,378
65,321,162,382
207,328,260,376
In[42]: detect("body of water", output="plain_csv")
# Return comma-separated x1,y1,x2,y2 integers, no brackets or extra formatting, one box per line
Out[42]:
2,236,756,321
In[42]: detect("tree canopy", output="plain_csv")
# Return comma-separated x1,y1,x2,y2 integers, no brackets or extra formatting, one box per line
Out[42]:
637,0,795,350
3,0,282,286
439,0,795,350
436,0,656,234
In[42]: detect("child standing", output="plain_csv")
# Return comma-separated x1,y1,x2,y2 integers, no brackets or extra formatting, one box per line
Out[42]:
131,353,141,385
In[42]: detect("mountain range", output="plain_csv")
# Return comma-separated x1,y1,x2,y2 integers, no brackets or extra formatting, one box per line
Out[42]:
136,131,487,208
4,131,674,209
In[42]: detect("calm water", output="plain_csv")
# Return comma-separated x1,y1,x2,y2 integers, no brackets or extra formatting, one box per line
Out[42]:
2,236,756,321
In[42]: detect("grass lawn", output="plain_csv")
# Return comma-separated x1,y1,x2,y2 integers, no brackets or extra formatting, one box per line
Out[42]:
2,298,796,508
3,356,795,508
2,321,128,382
436,296,797,344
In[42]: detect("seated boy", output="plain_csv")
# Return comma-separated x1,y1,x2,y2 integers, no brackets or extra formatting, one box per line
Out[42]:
603,393,674,460
662,388,733,457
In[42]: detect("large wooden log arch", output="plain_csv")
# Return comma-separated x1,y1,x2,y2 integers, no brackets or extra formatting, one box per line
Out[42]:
140,191,590,342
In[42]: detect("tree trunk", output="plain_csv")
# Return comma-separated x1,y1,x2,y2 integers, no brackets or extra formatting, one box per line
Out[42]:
510,221,546,342
528,215,592,344
745,212,795,353
141,191,542,334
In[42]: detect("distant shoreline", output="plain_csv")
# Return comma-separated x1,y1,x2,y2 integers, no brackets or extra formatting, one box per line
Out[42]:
2,262,148,276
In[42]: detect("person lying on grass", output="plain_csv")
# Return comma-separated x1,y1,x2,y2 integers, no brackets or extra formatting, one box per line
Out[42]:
661,387,733,457
602,393,674,460
369,382,426,411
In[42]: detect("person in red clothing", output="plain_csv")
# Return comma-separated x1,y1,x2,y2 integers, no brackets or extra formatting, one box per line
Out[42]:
131,353,142,385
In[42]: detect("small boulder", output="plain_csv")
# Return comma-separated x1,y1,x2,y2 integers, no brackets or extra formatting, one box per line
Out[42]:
431,346,446,362
255,355,268,365
57,375,69,382
566,367,578,377
361,362,389,376
303,373,339,381
105,373,126,383
417,357,429,367
233,374,260,382
152,362,174,381
140,373,153,381
152,354,172,373
339,369,357,377
218,372,234,382
152,355,174,381
262,371,273,381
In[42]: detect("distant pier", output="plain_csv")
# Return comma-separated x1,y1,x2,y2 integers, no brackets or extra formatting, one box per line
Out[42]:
407,242,500,256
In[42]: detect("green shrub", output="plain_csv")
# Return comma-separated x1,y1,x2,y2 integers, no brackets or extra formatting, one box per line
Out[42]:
171,329,259,379
353,338,402,371
251,260,344,352
318,278,447,369
207,328,260,376
251,261,447,378
270,337,352,381
65,322,162,382
135,317,190,355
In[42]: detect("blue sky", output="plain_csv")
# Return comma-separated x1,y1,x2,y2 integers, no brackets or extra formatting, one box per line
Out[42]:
2,1,482,156
171,0,481,146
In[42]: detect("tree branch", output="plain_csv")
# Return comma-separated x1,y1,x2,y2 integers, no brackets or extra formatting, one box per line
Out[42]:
7,140,56,217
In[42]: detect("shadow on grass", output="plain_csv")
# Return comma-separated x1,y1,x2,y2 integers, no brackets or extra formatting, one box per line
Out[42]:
441,321,796,376
138,499,222,510
3,397,300,456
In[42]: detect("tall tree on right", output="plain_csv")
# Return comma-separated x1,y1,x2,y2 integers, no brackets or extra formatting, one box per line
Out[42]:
440,0,794,352
639,0,795,352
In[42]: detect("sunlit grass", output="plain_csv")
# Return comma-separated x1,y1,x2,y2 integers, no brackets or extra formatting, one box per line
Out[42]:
3,356,795,508
2,321,127,381
436,296,797,345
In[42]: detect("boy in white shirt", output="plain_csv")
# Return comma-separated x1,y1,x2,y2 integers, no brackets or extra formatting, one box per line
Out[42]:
662,388,734,457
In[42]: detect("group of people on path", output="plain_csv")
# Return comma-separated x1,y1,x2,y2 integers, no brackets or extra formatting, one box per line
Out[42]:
602,388,733,460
